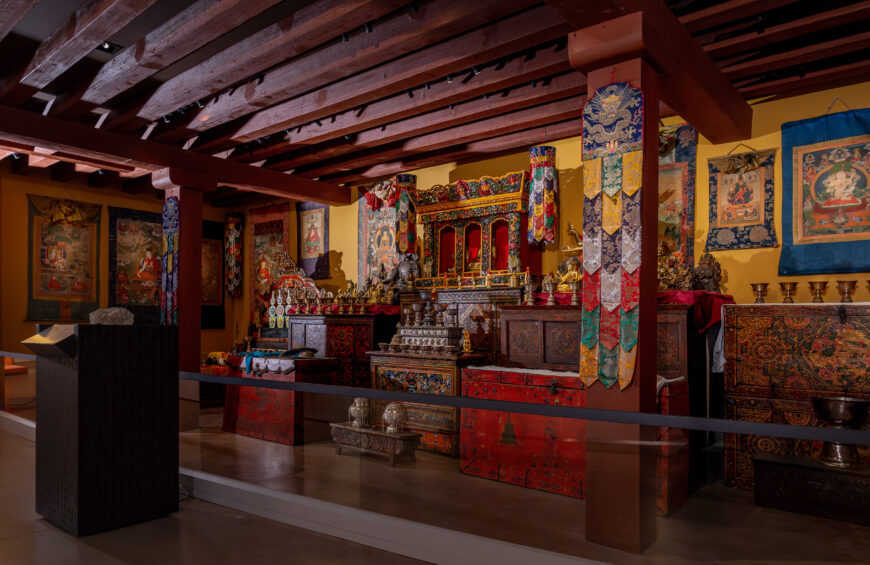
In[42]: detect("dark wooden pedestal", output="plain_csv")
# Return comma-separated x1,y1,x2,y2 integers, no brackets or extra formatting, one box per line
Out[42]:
330,422,421,466
753,453,870,525
27,324,179,536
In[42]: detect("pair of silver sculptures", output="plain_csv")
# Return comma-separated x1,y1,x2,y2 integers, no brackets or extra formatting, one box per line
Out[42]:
348,397,405,434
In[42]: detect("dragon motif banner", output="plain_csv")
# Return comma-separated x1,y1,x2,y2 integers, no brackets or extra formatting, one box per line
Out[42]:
705,149,778,251
581,82,643,390
160,197,179,326
658,124,697,264
108,207,162,324
27,195,101,321
779,108,870,275
528,145,557,244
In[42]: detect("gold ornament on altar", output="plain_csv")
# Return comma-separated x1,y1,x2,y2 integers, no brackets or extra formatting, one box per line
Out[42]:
461,330,473,354
657,241,694,291
556,262,582,293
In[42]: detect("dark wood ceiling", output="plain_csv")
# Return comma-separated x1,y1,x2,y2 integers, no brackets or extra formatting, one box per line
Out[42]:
0,0,868,206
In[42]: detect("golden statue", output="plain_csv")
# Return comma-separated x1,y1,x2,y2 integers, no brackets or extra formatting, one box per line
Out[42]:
556,261,583,293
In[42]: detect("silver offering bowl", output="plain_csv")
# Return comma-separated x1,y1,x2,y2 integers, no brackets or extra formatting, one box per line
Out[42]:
811,396,870,468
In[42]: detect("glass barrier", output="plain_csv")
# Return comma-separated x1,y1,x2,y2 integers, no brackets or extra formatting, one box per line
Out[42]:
177,369,870,562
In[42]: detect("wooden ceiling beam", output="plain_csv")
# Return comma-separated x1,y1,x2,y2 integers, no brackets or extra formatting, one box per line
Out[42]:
213,5,572,151
10,153,33,175
679,0,796,33
722,30,870,80
87,168,119,188
3,0,160,99
129,0,409,128
0,105,349,204
293,97,582,179
56,0,282,119
0,139,134,171
261,73,586,171
157,0,543,139
327,119,582,185
703,1,870,59
122,173,154,193
568,6,752,143
0,0,40,43
737,59,870,100
49,160,76,181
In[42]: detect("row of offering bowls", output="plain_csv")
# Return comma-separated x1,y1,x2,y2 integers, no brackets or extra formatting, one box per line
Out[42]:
750,280,866,303
378,342,461,354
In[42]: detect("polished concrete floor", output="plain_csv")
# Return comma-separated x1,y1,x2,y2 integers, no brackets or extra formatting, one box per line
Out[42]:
181,412,870,564
0,428,423,565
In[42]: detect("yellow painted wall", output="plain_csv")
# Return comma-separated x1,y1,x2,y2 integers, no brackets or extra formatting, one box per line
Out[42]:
323,80,870,306
0,167,235,355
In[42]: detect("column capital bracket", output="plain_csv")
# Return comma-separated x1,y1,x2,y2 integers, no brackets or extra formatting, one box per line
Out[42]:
152,167,217,192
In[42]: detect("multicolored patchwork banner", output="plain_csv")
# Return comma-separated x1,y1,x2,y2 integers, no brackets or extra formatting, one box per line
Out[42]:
528,145,557,244
581,82,643,390
224,214,243,298
160,197,179,326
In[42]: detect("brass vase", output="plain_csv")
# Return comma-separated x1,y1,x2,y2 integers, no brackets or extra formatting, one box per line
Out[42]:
836,280,857,303
811,396,870,468
778,282,798,303
750,282,769,304
808,281,827,303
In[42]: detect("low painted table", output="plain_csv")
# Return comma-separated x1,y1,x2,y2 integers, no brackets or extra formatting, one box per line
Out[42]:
330,422,421,466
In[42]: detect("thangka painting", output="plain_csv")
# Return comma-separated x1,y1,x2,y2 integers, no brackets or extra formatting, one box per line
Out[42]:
296,202,329,280
704,149,777,251
250,204,290,323
27,195,101,321
108,207,162,324
580,81,643,390
779,108,870,275
359,195,399,283
658,124,697,263
201,220,225,329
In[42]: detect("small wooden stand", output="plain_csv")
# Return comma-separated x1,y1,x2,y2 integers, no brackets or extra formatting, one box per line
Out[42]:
330,422,421,466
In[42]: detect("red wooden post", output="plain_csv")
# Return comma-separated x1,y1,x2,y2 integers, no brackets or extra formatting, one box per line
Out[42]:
576,57,660,553
153,168,215,430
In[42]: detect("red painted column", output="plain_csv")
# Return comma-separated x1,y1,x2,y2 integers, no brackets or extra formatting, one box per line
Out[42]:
581,58,660,553
153,168,215,430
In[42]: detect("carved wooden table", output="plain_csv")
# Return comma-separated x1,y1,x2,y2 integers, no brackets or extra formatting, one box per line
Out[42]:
330,423,421,466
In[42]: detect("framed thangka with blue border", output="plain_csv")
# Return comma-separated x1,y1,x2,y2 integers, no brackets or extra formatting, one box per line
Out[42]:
297,202,329,280
658,124,697,264
704,149,778,251
779,108,870,275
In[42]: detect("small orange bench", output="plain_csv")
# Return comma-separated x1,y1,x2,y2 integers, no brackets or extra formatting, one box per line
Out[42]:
3,357,27,376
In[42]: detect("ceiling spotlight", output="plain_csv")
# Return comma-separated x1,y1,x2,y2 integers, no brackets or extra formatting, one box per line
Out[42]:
96,40,122,54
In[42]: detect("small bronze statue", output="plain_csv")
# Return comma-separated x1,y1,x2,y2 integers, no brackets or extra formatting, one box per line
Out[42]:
657,241,694,291
693,252,722,293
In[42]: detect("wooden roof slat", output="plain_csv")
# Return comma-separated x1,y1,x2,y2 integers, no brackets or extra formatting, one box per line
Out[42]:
0,104,349,204
679,0,796,33
294,96,582,179
0,0,40,44
327,119,582,185
55,0,282,118
722,30,870,80
223,4,572,147
0,139,135,171
261,72,586,171
160,0,542,136
133,0,411,126
738,59,870,99
15,0,161,90
49,160,76,181
704,1,870,59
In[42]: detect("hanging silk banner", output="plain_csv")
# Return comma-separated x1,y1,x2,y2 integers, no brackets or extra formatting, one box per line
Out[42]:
581,82,643,390
528,145,557,244
224,214,243,298
160,197,180,326
394,174,417,254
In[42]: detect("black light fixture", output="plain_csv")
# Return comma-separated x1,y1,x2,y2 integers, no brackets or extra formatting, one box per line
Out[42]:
96,40,123,55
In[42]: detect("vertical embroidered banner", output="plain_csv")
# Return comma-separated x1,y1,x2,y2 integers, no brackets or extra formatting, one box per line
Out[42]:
160,197,179,326
394,174,417,254
224,214,243,298
581,82,644,390
528,145,557,244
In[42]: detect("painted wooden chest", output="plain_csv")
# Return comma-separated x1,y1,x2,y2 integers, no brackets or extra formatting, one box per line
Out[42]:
222,356,338,445
285,313,399,387
723,304,870,488
368,350,486,456
498,305,582,372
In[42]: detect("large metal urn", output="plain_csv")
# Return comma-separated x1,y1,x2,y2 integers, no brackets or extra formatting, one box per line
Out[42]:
811,396,870,468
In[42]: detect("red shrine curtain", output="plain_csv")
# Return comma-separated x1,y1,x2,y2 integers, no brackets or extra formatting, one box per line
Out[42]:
439,226,456,273
491,219,509,271
464,224,482,272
